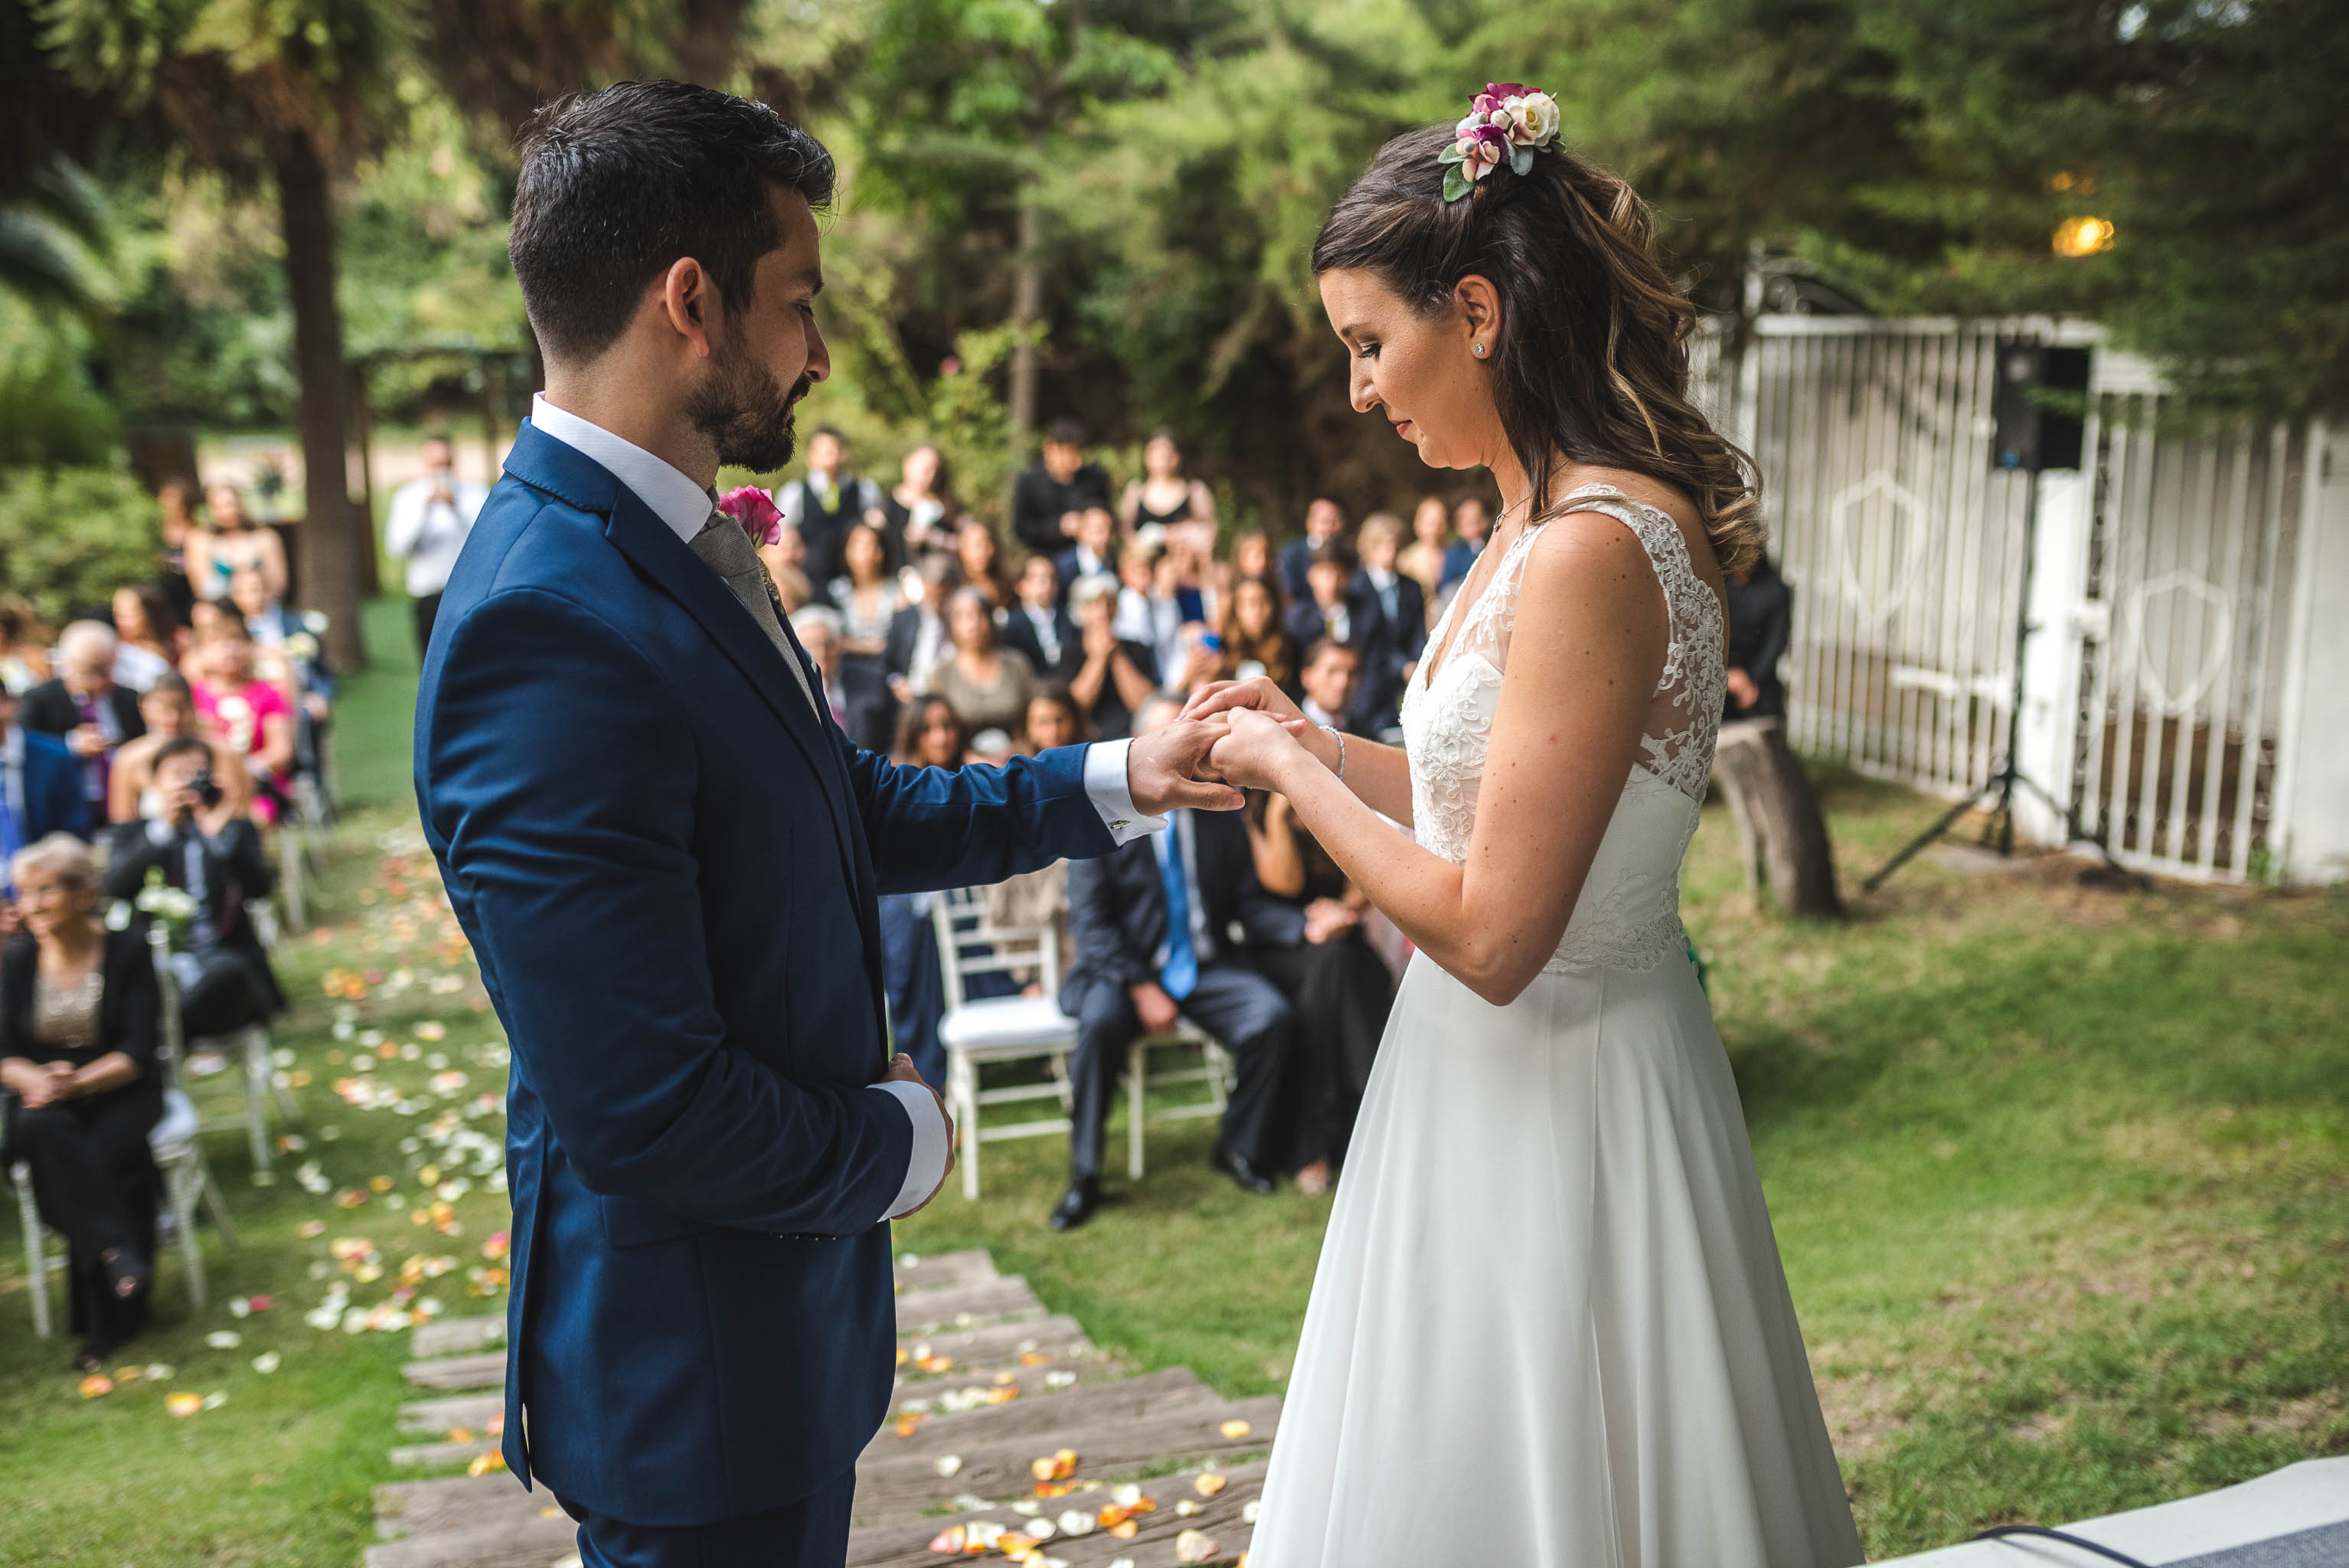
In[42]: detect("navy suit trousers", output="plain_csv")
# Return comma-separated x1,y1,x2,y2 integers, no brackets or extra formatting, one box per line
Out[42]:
557,1465,855,1568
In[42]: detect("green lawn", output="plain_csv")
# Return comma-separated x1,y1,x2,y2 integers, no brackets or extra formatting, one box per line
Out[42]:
0,611,2340,1564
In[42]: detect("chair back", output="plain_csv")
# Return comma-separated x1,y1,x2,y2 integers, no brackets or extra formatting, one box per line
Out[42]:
145,920,188,1093
929,887,1061,1009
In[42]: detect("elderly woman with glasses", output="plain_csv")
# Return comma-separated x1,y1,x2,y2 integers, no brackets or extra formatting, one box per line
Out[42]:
0,833,165,1369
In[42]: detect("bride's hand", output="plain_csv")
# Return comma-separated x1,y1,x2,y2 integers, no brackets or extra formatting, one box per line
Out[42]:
1182,675,1302,726
1207,708,1315,793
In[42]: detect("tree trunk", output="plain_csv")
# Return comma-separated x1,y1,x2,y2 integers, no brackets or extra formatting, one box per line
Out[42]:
1714,717,1844,918
275,127,367,671
1008,174,1042,449
349,361,381,599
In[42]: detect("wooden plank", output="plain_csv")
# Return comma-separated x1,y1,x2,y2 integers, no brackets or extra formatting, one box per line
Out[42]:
894,1273,1044,1334
847,1461,1268,1567
364,1512,575,1568
894,1248,995,1293
375,1474,549,1541
399,1392,503,1436
403,1351,507,1392
897,1314,1086,1375
849,1393,1280,1524
891,1356,1119,1414
411,1315,505,1359
390,1436,496,1471
865,1367,1210,1460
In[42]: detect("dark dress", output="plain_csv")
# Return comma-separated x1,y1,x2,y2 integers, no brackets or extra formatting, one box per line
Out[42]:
0,924,165,1350
1242,797,1394,1172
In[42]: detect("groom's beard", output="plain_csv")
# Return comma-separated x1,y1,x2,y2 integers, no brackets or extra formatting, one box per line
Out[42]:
686,335,809,474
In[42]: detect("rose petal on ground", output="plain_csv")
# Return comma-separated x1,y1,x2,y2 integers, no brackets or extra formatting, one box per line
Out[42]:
466,1451,506,1476
933,1454,962,1477
201,1392,227,1410
77,1374,113,1398
1174,1528,1219,1563
165,1392,202,1417
1194,1472,1227,1496
1218,1419,1252,1439
251,1352,280,1374
926,1524,966,1553
204,1331,240,1349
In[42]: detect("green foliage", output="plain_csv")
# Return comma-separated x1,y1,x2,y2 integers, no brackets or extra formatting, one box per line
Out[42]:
0,462,162,621
0,298,119,466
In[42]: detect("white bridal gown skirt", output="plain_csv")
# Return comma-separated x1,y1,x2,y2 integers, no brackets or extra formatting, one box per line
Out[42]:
1250,950,1866,1568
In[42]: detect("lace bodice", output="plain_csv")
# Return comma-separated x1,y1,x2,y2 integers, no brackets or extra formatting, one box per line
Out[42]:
1400,487,1726,973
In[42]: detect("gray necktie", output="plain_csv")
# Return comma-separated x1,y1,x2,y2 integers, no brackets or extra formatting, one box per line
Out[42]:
687,511,820,717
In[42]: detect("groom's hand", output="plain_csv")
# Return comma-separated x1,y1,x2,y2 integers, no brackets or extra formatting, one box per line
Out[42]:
884,1054,957,1217
1127,720,1244,815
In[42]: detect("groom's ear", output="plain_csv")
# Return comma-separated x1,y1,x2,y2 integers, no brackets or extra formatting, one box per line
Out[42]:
656,256,719,361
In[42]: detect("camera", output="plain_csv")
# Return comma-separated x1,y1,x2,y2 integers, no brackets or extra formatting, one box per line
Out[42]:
189,769,223,809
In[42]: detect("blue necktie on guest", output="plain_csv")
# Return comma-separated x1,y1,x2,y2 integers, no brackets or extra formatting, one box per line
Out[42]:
0,773,21,899
1155,828,1197,1001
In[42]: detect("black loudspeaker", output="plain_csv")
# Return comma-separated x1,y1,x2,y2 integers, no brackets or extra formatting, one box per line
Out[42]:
1990,342,2090,472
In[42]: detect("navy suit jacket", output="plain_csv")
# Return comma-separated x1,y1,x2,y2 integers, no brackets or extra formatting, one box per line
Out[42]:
414,423,1118,1525
14,729,90,842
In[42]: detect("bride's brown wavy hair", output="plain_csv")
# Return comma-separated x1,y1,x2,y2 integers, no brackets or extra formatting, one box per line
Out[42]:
1312,123,1763,576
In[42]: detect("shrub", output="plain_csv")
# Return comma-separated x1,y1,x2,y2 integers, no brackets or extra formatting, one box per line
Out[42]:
0,464,162,623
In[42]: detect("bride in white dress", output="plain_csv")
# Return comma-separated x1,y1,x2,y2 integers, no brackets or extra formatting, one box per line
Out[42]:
1189,100,1866,1567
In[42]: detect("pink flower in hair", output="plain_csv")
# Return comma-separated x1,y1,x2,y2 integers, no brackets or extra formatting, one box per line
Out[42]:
718,485,782,547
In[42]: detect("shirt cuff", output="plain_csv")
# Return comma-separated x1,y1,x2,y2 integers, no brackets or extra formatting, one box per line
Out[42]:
1083,739,1167,847
871,1079,949,1221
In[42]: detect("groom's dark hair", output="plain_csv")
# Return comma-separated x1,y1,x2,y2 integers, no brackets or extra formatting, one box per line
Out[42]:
510,80,836,364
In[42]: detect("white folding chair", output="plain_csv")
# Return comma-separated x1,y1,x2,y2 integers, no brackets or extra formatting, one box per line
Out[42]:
174,909,292,1174
10,926,234,1335
1125,1023,1234,1181
929,887,1079,1200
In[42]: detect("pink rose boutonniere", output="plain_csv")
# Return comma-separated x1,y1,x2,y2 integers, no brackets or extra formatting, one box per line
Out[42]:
718,485,783,547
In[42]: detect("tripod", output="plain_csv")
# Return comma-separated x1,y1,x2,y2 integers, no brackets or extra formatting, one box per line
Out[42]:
1861,472,2136,894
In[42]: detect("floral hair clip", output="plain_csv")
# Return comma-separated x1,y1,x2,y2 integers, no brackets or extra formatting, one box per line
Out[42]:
1439,83,1563,202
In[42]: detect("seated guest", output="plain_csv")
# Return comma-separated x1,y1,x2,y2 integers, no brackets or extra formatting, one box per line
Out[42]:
1003,554,1080,683
182,599,238,661
1011,416,1112,557
1397,495,1451,600
1229,529,1277,601
1241,791,1393,1195
22,623,148,827
1066,574,1158,742
877,443,957,574
110,586,182,694
956,519,1013,610
874,699,965,1089
773,426,884,593
1053,505,1119,610
1353,511,1426,729
1279,496,1348,603
930,587,1034,737
1295,639,1370,737
190,626,295,823
884,555,957,706
1440,493,1493,590
1112,536,1185,686
1020,685,1090,753
981,687,1092,991
230,568,335,729
0,684,92,850
760,522,816,614
828,522,904,654
103,740,283,1037
0,833,165,1369
1054,695,1294,1230
107,674,253,825
0,599,54,694
1165,622,1227,701
1283,541,1385,704
1218,575,1299,695
787,607,852,732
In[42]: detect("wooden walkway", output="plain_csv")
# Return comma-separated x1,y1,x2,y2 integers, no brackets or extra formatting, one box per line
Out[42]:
366,1250,1271,1566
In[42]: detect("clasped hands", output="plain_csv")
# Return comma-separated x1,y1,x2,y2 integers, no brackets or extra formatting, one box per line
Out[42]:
1,1057,88,1109
1122,675,1333,815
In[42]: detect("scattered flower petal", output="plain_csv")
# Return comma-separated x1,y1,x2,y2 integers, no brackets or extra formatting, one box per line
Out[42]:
165,1392,203,1417
204,1331,241,1349
1218,1419,1252,1439
251,1352,281,1374
1174,1528,1220,1563
78,1374,113,1399
933,1454,962,1477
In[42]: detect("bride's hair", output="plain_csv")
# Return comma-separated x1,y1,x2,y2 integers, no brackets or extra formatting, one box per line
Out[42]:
1312,124,1763,575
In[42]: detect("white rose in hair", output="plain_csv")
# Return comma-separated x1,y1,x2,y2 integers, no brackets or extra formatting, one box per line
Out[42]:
1510,91,1561,148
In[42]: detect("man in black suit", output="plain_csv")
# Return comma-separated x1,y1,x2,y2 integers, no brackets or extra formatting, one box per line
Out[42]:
1283,540,1390,729
1001,554,1081,684
1010,418,1112,557
1277,496,1348,604
1723,551,1793,721
1352,513,1426,732
1051,505,1119,610
0,685,92,887
21,622,145,824
1055,696,1295,1230
883,556,958,709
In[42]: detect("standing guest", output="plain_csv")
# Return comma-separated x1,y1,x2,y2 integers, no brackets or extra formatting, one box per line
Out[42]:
1054,694,1295,1229
0,685,92,854
0,601,53,694
1279,496,1348,603
1053,505,1119,610
0,832,165,1370
929,587,1034,737
877,443,957,573
1439,493,1493,590
1003,554,1080,683
955,518,1012,610
110,586,182,694
103,740,282,1037
1723,550,1793,722
155,478,201,622
773,426,884,594
828,522,905,653
1066,575,1159,742
21,624,147,822
788,606,851,730
1230,529,1277,602
1240,789,1392,1194
1010,416,1112,556
107,674,253,825
1283,540,1377,670
1294,639,1367,737
1112,536,1185,685
189,628,295,823
384,433,490,657
1353,512,1426,728
884,554,959,705
1397,495,1451,601
1217,576,1299,694
874,699,965,1089
186,482,289,604
1119,430,1217,536
1020,685,1090,753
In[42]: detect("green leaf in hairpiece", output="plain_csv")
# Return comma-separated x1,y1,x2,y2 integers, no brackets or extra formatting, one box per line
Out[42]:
1441,167,1474,202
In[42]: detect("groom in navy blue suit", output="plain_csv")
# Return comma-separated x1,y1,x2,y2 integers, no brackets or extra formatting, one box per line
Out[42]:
413,83,1237,1568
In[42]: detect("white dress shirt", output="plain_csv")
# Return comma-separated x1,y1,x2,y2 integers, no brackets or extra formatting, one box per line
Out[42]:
384,470,490,597
528,394,1165,1220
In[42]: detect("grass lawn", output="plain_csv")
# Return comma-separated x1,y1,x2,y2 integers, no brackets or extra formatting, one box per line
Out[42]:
0,599,2341,1564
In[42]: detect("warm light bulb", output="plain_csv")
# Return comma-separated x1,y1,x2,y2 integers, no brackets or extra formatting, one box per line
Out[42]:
2053,217,2115,257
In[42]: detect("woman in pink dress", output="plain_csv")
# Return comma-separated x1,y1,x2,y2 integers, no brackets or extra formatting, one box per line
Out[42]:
191,626,295,824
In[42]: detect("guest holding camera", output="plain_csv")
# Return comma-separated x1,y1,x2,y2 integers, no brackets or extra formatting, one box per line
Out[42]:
0,833,165,1369
103,740,282,1038
107,674,253,825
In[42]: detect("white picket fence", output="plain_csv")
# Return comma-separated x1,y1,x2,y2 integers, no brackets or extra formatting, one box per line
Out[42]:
1694,314,2349,885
